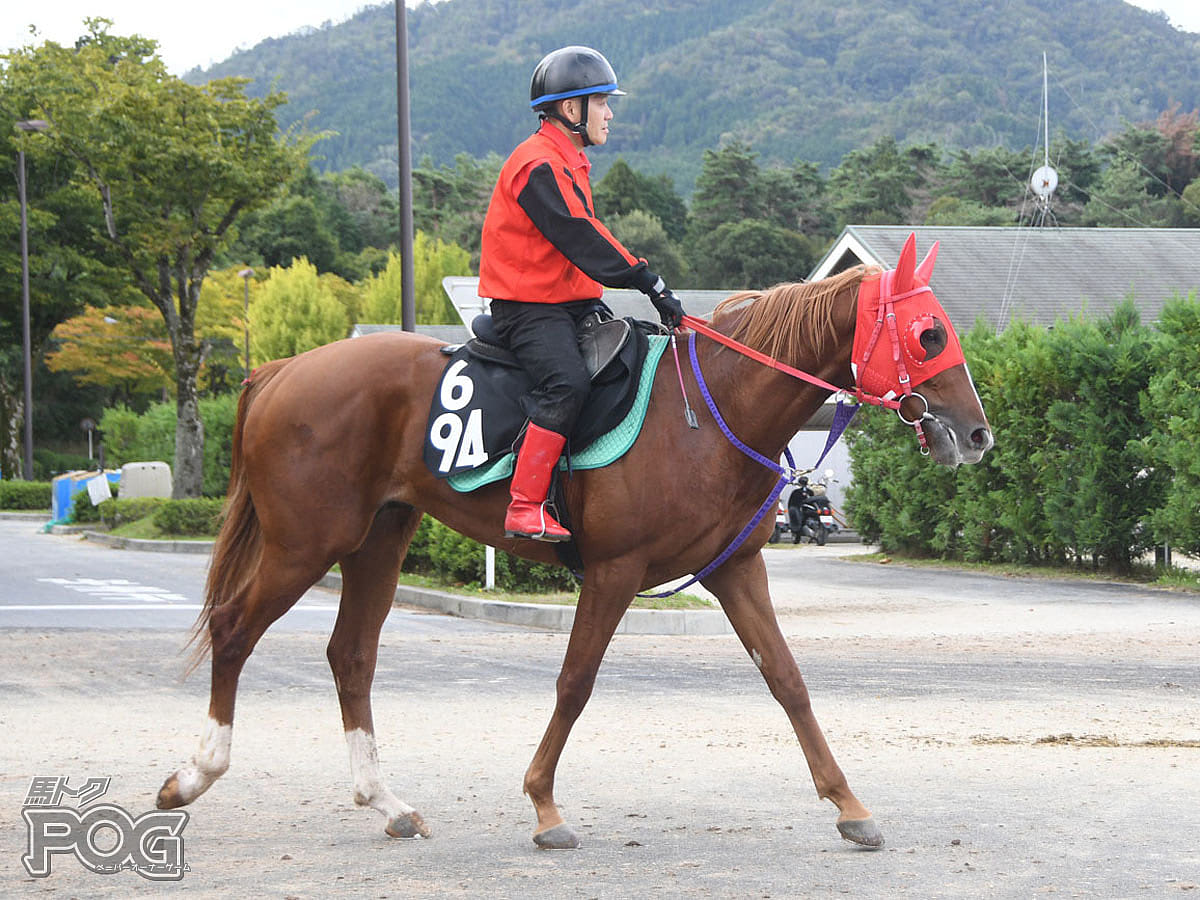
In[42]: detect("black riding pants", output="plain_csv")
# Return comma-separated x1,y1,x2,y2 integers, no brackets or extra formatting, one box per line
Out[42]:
490,298,601,436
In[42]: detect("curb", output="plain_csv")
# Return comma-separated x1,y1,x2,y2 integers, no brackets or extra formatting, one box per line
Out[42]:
317,571,731,635
74,531,730,635
0,511,51,521
81,531,214,554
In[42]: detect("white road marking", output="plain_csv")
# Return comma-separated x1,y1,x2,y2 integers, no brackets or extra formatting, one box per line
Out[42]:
37,577,189,603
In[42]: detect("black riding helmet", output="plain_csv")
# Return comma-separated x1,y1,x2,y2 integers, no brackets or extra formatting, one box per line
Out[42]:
529,46,625,146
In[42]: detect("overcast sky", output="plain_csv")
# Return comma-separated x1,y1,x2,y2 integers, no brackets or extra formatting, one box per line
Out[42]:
1,0,1197,76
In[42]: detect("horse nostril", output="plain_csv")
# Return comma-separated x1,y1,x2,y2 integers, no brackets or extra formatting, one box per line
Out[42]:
970,427,991,449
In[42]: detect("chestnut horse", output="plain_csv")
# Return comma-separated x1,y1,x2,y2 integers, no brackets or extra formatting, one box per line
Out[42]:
157,235,992,850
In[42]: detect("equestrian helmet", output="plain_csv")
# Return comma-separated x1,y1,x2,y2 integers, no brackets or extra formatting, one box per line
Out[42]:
529,46,625,110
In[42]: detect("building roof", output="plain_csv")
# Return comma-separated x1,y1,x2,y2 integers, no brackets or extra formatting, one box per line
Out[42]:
350,323,469,343
810,225,1200,329
440,276,731,331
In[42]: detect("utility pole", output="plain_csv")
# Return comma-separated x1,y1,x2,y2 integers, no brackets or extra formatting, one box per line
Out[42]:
395,0,416,332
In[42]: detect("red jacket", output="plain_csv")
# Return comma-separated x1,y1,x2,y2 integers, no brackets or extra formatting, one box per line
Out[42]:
478,122,656,303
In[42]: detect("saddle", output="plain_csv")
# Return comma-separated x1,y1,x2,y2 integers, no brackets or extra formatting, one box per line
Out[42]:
423,312,658,480
465,311,632,380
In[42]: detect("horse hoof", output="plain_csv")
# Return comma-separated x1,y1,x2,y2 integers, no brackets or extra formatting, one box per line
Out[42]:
155,775,185,810
837,817,884,848
533,823,582,849
386,811,431,839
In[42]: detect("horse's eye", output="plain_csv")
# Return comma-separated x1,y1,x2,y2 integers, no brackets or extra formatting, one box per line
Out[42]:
920,323,947,358
904,315,946,362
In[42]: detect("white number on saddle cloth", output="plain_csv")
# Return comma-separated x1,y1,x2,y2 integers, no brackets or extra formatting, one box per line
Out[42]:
430,360,489,473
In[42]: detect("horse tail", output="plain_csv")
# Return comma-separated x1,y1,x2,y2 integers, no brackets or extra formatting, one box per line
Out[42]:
183,358,291,676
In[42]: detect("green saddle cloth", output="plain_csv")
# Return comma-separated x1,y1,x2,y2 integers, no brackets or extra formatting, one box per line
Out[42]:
447,335,669,493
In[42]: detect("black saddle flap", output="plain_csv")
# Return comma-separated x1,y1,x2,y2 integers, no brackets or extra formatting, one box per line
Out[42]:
424,323,651,478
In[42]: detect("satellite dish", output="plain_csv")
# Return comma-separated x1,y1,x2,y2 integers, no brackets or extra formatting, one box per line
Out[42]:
1031,164,1058,200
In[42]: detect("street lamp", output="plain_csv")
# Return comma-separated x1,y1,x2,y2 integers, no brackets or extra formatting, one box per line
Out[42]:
15,118,48,481
238,267,253,376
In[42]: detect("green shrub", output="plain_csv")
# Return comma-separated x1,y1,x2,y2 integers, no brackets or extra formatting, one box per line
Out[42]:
152,498,225,536
101,497,168,529
32,449,92,480
100,394,239,497
0,480,52,510
401,516,575,592
846,302,1172,574
70,486,114,523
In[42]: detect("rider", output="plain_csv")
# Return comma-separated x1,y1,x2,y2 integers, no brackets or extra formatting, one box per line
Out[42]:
478,45,686,543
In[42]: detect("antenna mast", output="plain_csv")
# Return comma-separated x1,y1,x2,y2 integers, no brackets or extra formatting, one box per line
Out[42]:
1030,51,1058,224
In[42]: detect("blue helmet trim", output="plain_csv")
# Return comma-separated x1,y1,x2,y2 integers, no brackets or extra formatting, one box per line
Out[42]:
530,82,622,108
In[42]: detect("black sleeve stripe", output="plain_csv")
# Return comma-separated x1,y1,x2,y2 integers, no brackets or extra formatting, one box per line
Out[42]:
517,162,642,287
562,166,594,217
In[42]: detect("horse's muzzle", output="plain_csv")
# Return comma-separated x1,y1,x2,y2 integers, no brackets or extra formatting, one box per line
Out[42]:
923,412,993,466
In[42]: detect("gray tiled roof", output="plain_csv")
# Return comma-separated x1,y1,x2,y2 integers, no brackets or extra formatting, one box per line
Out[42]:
811,225,1200,329
350,323,469,343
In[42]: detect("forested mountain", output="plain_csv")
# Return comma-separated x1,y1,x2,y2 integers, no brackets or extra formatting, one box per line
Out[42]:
189,0,1200,191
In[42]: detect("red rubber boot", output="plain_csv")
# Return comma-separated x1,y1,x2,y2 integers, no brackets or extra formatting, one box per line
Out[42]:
504,423,571,542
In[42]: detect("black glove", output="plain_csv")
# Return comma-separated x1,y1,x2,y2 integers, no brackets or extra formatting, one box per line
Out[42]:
646,276,685,329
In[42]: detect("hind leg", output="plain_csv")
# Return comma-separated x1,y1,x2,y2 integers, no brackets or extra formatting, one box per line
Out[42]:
327,505,430,838
157,545,331,809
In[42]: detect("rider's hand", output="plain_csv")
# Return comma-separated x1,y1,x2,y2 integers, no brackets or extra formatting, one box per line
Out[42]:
645,276,685,329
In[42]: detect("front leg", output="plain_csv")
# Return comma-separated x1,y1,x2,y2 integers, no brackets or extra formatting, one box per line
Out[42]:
702,552,884,848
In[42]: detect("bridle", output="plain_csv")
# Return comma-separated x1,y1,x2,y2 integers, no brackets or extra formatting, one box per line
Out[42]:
679,276,937,455
639,263,955,599
639,235,965,597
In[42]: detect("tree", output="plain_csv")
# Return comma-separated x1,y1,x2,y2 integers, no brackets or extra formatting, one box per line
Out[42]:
359,234,469,326
250,257,348,364
412,152,504,265
45,304,174,399
1040,303,1163,572
827,135,933,227
688,141,762,235
5,20,308,496
608,211,687,287
1143,293,1200,555
593,159,689,242
940,146,1030,209
759,161,832,239
925,196,1014,226
1079,158,1179,226
0,129,125,477
688,219,814,290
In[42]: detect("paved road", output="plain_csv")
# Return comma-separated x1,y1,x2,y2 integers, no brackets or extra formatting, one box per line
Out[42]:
0,519,517,633
2,518,1198,897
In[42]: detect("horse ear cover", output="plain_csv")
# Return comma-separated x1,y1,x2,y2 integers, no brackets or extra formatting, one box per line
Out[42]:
894,232,917,292
915,240,939,284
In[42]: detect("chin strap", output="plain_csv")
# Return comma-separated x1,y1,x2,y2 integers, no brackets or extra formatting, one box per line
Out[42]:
542,103,592,146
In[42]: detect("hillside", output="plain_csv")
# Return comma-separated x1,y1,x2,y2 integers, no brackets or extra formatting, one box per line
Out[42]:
188,0,1200,192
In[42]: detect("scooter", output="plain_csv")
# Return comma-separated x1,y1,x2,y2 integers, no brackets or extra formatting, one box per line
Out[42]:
785,471,839,545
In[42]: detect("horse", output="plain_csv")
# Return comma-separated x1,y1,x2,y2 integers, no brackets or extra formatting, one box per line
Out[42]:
156,233,992,851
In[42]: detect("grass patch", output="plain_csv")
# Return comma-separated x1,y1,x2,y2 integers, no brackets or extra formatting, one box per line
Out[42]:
846,551,1200,592
394,572,714,610
108,518,214,542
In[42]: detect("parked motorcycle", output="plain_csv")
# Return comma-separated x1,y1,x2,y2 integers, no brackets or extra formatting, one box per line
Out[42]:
786,471,839,545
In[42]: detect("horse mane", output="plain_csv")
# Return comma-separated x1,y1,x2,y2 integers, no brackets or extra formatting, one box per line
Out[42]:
710,265,880,362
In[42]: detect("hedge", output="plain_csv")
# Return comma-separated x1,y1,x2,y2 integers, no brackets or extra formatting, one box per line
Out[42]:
401,516,576,592
0,480,52,510
152,498,225,536
68,489,223,536
845,298,1196,574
